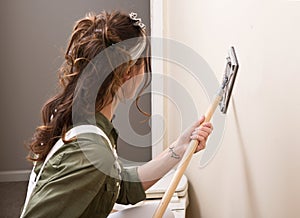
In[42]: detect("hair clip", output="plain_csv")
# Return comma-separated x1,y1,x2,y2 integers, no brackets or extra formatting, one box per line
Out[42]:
94,29,102,33
50,108,57,121
129,12,146,30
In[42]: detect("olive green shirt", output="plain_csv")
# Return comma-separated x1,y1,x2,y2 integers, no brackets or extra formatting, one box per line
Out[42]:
23,113,146,218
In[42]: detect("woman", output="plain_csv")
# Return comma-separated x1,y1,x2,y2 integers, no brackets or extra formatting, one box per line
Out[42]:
22,11,213,218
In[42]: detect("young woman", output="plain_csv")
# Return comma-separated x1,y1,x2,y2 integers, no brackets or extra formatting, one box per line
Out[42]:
22,11,213,218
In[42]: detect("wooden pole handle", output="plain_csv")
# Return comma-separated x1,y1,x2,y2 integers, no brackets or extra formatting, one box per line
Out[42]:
153,93,222,218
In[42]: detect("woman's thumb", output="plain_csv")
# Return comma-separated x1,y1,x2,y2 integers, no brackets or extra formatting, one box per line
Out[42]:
193,115,205,128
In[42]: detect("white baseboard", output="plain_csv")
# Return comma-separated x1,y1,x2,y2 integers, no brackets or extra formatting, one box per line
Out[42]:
0,170,30,182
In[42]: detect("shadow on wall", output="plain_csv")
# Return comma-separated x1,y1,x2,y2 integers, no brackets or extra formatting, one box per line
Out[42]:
232,99,260,218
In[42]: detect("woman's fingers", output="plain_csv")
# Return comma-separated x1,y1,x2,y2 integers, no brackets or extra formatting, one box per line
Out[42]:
191,124,213,137
187,116,205,134
192,127,212,137
196,143,206,151
202,122,213,129
190,134,205,141
196,115,206,126
190,122,213,151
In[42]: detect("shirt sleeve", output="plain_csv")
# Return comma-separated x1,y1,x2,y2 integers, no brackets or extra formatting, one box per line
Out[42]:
116,166,146,205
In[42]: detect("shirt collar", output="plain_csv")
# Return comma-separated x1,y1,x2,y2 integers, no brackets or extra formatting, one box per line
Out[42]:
95,112,119,144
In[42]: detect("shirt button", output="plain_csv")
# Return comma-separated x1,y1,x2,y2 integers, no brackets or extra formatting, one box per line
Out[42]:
116,181,119,187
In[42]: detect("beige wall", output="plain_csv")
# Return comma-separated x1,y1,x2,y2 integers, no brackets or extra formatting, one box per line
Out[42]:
164,0,300,217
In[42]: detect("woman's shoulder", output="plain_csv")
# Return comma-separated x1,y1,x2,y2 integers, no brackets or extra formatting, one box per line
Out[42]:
51,133,116,171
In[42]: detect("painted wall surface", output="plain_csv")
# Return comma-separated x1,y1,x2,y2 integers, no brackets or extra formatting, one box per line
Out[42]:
0,0,150,175
164,0,300,217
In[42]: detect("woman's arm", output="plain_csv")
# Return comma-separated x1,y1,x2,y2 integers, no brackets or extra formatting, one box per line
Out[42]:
137,116,213,190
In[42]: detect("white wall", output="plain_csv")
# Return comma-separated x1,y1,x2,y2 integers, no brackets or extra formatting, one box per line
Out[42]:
163,0,300,217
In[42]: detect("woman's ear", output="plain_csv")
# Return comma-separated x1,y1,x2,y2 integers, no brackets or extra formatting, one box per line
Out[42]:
124,69,132,81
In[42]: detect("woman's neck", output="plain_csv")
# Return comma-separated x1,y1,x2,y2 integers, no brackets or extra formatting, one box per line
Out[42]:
100,98,119,121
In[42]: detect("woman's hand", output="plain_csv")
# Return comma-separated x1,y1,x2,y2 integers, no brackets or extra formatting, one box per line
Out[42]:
138,116,213,190
174,116,213,153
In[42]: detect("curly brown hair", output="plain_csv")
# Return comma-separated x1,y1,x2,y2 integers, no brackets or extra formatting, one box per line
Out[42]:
27,11,151,162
